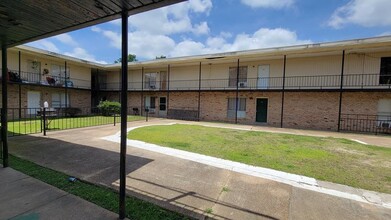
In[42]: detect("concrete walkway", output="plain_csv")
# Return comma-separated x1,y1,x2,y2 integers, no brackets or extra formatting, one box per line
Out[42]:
8,119,391,219
0,167,118,220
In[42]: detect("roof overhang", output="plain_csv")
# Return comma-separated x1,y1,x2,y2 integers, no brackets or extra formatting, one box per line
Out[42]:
0,0,186,47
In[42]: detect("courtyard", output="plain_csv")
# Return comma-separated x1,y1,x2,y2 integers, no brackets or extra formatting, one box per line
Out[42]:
5,119,391,219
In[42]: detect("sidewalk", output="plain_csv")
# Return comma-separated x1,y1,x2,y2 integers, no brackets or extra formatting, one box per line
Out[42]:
0,167,118,220
8,120,391,219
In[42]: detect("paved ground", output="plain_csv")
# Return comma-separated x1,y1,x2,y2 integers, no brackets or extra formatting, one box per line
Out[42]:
0,167,118,220
8,119,391,219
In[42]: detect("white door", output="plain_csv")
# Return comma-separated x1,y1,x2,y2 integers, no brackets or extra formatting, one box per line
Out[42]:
27,91,40,115
257,65,270,89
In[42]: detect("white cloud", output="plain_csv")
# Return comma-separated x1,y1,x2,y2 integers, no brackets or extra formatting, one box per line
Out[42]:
192,22,210,35
241,0,294,9
328,0,391,28
109,0,212,35
64,47,107,64
28,39,60,53
54,33,78,46
188,0,213,13
94,26,310,60
171,28,311,57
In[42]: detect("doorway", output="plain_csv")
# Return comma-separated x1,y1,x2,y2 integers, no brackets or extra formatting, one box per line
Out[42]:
159,97,167,117
27,91,41,115
256,98,268,123
257,65,270,89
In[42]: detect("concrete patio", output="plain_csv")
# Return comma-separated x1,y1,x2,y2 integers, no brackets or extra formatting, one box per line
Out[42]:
7,119,391,219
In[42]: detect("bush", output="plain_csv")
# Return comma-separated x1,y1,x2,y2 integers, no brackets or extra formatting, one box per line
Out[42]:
97,101,121,116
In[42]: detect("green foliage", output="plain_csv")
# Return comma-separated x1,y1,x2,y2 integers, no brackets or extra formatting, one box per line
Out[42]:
128,124,391,194
98,101,121,116
114,54,137,63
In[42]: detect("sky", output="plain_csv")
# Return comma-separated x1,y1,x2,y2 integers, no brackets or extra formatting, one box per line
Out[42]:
26,0,391,64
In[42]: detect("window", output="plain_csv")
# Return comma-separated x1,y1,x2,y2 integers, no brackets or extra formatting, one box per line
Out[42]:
52,93,69,108
144,73,157,89
144,96,156,110
377,99,391,127
227,98,246,118
229,66,248,87
380,57,391,84
51,65,70,80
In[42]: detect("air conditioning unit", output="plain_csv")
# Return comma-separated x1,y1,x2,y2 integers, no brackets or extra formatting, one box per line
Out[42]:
379,121,391,128
238,82,247,88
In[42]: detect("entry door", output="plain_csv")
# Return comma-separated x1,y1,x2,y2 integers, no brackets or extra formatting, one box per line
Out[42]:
257,65,270,89
256,98,268,123
27,91,41,115
159,97,167,117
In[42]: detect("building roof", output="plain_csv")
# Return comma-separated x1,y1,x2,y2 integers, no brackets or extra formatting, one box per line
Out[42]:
11,35,391,70
0,0,185,47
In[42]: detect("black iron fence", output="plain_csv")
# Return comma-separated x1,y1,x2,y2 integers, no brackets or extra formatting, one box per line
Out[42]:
340,114,391,134
98,73,391,91
1,107,145,137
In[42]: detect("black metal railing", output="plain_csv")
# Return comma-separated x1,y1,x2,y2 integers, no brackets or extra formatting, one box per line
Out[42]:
98,73,391,91
3,69,91,89
340,114,391,134
2,107,145,137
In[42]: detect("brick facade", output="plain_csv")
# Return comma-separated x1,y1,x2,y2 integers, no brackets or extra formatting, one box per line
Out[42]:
2,82,390,131
136,90,391,132
1,84,91,118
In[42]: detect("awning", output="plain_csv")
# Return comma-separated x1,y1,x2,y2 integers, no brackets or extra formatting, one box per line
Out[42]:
0,0,185,47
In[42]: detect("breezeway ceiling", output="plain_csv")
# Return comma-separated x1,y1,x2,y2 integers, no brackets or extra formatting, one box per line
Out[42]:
0,0,185,47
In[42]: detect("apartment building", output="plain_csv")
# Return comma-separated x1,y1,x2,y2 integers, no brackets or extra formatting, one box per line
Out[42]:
1,36,391,133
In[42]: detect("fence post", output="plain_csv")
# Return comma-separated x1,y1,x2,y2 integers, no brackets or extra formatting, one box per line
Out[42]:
114,112,116,126
43,107,47,136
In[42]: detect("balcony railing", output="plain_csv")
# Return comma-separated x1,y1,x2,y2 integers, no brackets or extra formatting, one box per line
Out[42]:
97,73,391,91
3,69,91,89
340,113,391,134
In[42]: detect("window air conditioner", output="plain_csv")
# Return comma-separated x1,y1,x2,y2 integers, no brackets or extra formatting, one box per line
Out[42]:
379,121,391,128
238,82,247,88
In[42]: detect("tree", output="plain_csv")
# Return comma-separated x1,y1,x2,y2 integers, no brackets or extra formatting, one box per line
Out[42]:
114,54,137,63
156,55,166,59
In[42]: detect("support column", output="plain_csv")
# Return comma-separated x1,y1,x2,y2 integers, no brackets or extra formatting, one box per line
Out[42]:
167,64,170,114
141,67,144,116
18,51,21,119
337,50,345,132
119,8,129,220
235,59,239,124
198,62,202,121
2,44,9,167
280,55,286,128
64,61,68,109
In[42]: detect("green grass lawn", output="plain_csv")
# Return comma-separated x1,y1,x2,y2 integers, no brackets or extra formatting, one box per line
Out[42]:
1,155,190,220
7,115,144,136
128,124,391,194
